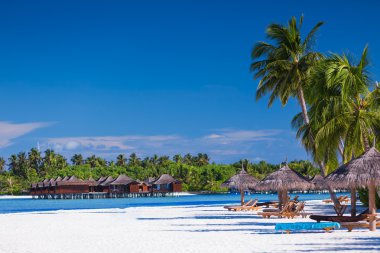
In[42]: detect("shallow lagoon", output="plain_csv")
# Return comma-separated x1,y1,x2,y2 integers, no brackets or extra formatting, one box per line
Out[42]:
0,192,346,214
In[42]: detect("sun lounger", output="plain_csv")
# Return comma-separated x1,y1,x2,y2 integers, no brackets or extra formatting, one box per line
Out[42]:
258,201,311,219
310,209,369,223
282,202,311,219
257,200,295,218
310,214,367,223
275,222,340,234
223,199,254,211
240,199,260,211
262,208,279,212
340,220,380,232
340,196,349,203
340,214,380,232
322,195,349,204
256,201,278,208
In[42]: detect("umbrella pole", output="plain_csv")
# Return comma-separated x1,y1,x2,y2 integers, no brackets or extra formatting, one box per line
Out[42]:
369,182,377,231
278,190,283,211
282,190,288,206
240,187,244,206
350,188,356,217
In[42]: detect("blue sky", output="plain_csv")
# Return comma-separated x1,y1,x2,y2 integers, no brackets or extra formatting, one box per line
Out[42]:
0,0,379,163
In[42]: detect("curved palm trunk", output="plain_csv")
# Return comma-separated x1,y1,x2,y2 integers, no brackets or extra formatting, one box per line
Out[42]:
362,130,371,152
298,88,310,124
350,130,373,217
298,87,342,214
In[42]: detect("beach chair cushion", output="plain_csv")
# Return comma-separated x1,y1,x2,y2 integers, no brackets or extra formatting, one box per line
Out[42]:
275,222,340,232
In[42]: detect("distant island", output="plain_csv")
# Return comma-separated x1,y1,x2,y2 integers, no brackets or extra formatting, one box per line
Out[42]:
0,149,317,195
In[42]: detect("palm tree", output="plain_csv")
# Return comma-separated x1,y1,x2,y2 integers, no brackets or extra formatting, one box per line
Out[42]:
195,153,210,166
128,153,141,167
251,16,323,124
173,154,183,164
158,156,170,167
55,154,68,169
71,154,84,166
297,48,380,216
85,155,106,168
251,16,345,211
8,154,18,175
312,48,377,158
150,154,159,166
116,154,127,167
85,155,97,168
141,157,150,168
28,148,42,174
0,157,5,173
183,153,193,165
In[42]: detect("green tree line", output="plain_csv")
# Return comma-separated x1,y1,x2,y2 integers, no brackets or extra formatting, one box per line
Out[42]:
0,149,317,194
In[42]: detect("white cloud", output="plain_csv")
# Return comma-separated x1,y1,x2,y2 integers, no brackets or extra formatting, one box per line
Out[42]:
0,121,52,148
43,129,286,162
204,129,281,144
47,135,181,153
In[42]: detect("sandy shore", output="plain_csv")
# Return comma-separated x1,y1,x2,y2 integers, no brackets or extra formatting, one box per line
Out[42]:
0,201,379,253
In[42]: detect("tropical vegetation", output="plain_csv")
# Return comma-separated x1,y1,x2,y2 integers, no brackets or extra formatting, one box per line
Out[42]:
251,15,380,211
0,149,317,195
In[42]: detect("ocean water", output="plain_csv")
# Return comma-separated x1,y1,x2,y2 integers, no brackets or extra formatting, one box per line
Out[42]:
0,192,346,214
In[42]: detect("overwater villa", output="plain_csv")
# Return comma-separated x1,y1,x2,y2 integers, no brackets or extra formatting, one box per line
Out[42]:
30,174,182,199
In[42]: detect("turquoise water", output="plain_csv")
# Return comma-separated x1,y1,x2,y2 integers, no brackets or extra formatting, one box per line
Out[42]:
0,192,345,214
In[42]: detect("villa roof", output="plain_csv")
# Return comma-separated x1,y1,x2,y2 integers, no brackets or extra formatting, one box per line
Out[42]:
110,175,137,185
42,178,51,187
97,176,107,183
99,176,114,186
85,177,98,186
255,165,313,191
68,176,80,182
62,176,70,181
326,147,380,188
153,174,180,185
44,178,56,187
55,175,88,186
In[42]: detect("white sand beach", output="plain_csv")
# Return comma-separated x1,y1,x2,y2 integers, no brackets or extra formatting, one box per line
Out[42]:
0,201,379,253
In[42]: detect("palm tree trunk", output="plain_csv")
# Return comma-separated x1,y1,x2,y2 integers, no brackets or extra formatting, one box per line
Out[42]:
298,87,342,214
319,161,342,211
350,130,372,217
298,88,310,124
338,139,344,158
362,131,371,152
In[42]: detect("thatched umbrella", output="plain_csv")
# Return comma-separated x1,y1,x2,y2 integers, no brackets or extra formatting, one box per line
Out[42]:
256,165,313,210
326,147,380,231
311,174,329,191
221,169,259,205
